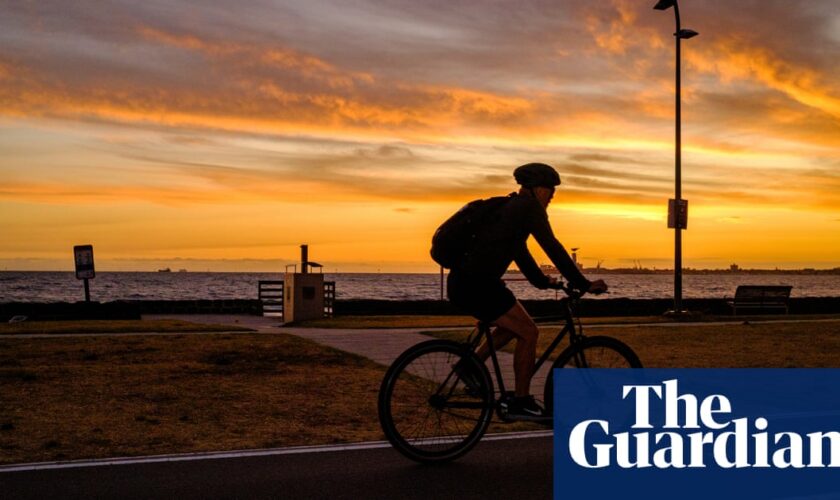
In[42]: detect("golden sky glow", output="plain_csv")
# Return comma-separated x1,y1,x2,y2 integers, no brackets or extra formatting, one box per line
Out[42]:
1,0,839,272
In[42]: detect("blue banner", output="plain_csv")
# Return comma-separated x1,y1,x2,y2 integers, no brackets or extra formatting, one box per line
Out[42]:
553,369,840,500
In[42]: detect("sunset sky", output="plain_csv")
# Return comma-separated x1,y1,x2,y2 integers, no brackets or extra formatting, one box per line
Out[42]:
2,0,839,272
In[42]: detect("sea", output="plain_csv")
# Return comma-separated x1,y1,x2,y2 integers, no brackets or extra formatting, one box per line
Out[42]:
1,271,839,302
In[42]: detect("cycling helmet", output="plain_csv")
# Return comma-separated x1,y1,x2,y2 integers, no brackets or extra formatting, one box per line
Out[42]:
513,163,561,188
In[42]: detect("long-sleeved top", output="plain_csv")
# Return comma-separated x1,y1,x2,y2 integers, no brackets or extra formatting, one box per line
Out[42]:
455,192,591,291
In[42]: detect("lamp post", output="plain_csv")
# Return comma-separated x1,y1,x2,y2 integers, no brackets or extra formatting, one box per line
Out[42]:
654,0,697,315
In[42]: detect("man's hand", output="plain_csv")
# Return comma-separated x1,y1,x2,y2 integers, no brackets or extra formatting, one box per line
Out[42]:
588,279,608,294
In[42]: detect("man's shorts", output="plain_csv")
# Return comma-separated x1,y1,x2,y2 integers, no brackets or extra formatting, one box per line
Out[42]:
447,272,516,323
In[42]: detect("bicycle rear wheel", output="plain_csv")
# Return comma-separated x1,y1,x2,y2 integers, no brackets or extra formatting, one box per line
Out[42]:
378,340,493,463
543,336,642,416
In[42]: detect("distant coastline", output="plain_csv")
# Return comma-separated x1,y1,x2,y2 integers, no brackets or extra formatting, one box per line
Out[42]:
535,266,840,276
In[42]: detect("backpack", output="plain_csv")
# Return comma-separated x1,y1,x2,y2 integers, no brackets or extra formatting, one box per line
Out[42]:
430,195,512,269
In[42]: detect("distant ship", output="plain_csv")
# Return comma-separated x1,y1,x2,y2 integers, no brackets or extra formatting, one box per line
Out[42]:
178,269,188,273
158,268,171,272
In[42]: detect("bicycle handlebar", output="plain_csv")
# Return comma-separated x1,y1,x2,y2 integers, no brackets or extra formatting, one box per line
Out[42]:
546,281,581,297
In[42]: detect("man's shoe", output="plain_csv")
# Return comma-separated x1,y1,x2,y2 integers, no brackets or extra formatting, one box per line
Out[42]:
503,395,549,422
452,358,482,395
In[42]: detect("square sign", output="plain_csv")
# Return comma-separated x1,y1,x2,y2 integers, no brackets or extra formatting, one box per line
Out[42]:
74,245,95,279
667,199,688,229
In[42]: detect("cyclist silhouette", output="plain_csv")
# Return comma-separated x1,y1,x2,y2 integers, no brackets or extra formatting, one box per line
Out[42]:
446,163,607,420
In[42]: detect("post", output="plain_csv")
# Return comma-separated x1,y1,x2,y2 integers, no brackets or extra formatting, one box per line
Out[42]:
674,3,683,313
84,278,90,303
655,0,696,315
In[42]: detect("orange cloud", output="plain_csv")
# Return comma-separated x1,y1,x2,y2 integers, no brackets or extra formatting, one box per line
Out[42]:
0,28,546,146
0,60,12,80
687,38,840,119
584,0,649,55
135,25,372,89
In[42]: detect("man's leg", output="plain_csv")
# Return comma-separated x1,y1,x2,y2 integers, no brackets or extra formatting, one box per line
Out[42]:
489,300,539,397
474,327,516,362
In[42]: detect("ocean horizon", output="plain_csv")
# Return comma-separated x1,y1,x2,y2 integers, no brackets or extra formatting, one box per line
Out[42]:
2,271,839,303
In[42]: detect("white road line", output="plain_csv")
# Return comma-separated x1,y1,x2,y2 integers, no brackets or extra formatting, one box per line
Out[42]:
0,431,552,473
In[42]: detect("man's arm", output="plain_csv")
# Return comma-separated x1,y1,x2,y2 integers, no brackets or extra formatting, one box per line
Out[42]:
513,242,551,289
526,204,591,291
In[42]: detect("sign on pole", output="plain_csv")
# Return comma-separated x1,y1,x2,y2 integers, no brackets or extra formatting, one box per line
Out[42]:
74,245,95,302
667,199,688,229
74,245,95,279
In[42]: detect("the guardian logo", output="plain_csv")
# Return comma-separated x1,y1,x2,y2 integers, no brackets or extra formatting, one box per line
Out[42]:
568,379,840,469
554,369,840,500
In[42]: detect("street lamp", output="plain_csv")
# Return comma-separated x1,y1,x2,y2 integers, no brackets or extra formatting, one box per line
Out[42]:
654,0,697,315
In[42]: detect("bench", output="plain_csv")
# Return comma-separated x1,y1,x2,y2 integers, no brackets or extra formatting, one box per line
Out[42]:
726,285,792,315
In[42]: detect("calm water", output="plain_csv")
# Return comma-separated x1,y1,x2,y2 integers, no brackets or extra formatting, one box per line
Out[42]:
1,271,839,302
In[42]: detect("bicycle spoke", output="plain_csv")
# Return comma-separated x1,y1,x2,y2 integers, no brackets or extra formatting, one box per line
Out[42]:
380,341,493,461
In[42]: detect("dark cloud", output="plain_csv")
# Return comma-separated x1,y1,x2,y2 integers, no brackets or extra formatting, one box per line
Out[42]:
1,0,838,211
3,0,837,149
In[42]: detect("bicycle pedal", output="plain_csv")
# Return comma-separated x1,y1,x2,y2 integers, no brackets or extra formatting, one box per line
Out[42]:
497,393,515,421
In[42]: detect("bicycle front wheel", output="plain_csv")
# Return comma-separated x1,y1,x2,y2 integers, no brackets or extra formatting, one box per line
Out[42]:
378,340,493,463
543,336,642,416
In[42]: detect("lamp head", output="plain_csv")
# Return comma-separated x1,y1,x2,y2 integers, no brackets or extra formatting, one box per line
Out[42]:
653,0,676,10
677,28,699,39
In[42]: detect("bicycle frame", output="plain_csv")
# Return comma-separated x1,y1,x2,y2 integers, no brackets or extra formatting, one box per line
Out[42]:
378,284,639,463
466,294,585,396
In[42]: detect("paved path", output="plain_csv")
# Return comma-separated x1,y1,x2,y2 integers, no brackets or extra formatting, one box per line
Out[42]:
145,314,552,401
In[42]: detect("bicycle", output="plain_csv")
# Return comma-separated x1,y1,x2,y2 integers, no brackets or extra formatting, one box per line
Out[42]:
377,282,642,463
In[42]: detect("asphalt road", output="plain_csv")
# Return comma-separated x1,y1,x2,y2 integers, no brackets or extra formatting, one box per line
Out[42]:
1,434,552,500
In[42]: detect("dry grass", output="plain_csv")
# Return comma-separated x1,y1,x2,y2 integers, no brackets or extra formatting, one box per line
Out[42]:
3,319,839,465
427,320,840,368
0,333,385,465
596,321,840,368
0,319,252,335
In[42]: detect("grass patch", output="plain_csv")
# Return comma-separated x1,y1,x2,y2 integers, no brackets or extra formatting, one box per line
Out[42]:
0,319,253,335
4,318,838,465
599,321,840,368
425,320,840,368
0,333,386,464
